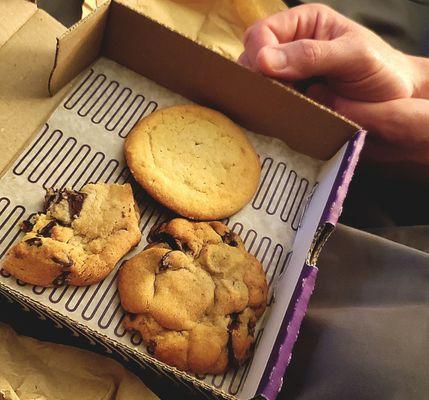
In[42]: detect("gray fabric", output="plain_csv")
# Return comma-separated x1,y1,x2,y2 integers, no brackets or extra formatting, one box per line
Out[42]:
299,0,429,56
367,225,429,254
279,8,429,396
281,224,429,399
37,0,83,27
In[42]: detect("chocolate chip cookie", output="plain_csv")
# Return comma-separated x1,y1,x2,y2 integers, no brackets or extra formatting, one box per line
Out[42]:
118,218,267,374
3,183,141,287
124,104,261,220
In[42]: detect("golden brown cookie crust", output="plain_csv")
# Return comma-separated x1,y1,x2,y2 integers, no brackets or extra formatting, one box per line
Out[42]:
3,183,141,287
118,218,267,374
124,105,261,220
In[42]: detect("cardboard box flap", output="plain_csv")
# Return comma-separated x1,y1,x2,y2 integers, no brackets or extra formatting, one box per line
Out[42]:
0,3,70,175
48,0,110,95
48,0,360,160
0,3,365,397
0,0,37,49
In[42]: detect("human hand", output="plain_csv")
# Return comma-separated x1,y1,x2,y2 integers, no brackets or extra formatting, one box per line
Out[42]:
239,4,429,176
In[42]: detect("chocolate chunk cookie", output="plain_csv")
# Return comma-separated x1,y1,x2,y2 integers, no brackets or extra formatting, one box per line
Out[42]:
118,218,267,374
3,183,141,287
124,105,261,220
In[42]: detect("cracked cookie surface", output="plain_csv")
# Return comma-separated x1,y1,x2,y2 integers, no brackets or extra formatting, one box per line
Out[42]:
119,218,267,374
3,183,141,287
124,105,261,220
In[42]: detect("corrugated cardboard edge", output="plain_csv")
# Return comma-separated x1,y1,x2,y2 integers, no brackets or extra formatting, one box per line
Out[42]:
82,0,99,18
4,0,365,396
319,130,367,227
107,0,360,160
306,130,366,266
254,129,366,399
48,0,361,160
0,283,239,400
255,263,317,400
48,0,110,95
112,0,360,134
305,129,366,268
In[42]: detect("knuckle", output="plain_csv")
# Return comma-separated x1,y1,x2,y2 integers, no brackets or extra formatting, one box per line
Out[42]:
244,22,265,47
355,39,382,68
245,21,263,35
256,46,270,65
356,38,375,58
299,40,322,65
244,22,277,61
252,22,269,38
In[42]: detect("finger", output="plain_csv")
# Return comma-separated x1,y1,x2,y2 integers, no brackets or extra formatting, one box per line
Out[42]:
238,51,251,68
335,98,429,149
361,137,409,164
255,38,350,80
242,21,279,70
306,85,429,162
244,4,347,45
241,3,351,71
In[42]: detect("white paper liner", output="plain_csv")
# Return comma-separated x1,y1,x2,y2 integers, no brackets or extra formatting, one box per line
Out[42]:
0,58,322,398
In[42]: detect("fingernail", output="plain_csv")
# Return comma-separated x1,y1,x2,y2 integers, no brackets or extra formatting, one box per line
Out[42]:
264,47,287,71
238,52,250,67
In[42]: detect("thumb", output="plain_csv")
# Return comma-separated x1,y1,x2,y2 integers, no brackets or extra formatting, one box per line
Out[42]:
307,84,429,162
256,39,349,80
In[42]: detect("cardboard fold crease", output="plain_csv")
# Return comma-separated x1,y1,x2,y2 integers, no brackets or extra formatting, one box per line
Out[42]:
49,0,360,160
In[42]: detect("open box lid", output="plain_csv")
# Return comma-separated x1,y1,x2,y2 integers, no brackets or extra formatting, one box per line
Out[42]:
0,1,366,399
48,0,361,161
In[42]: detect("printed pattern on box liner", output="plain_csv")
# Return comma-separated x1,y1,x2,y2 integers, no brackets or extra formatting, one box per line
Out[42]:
0,58,321,398
0,285,222,400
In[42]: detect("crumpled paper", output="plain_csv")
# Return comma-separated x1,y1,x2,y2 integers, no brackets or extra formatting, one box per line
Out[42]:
82,0,286,60
0,323,158,400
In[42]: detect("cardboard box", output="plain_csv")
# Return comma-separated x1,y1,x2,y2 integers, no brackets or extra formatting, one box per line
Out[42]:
0,1,366,399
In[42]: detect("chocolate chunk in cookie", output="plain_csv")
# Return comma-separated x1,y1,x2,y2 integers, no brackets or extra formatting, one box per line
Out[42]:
222,231,239,247
52,270,71,287
65,189,86,220
43,188,61,212
25,237,42,247
51,256,74,287
44,188,87,226
20,219,34,233
119,218,267,374
3,183,142,287
38,220,57,237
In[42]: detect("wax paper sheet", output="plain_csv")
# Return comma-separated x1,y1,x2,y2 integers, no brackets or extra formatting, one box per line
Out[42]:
0,323,159,400
82,0,286,61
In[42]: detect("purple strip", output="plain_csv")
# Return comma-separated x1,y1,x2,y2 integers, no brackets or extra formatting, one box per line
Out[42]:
255,130,366,399
320,129,366,226
256,263,318,400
